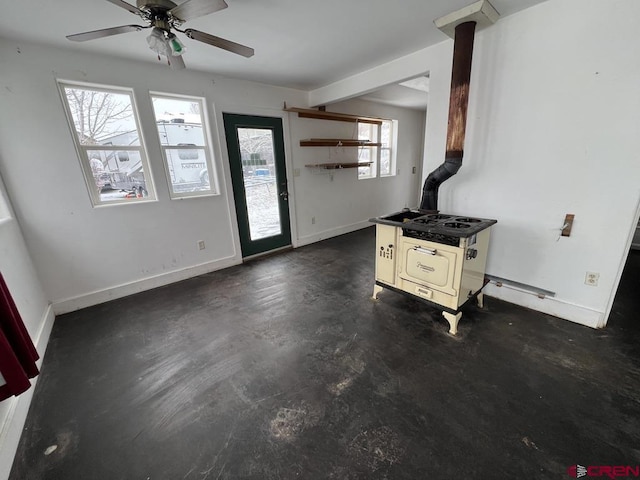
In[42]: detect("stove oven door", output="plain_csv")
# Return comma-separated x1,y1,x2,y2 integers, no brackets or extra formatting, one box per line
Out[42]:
398,238,460,297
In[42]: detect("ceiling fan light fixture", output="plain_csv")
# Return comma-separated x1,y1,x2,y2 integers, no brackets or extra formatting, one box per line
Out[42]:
146,27,168,56
67,0,254,68
167,33,186,56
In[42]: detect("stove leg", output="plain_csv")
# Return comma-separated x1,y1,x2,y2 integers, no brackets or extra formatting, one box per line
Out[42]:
442,311,462,335
372,284,384,300
476,292,484,309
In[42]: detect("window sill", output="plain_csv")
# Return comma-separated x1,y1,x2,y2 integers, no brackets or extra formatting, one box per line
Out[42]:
93,198,159,208
170,192,220,200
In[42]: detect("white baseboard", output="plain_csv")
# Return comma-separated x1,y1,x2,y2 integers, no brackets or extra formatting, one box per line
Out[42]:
296,220,372,248
0,303,55,480
483,283,606,329
53,256,241,315
54,222,375,314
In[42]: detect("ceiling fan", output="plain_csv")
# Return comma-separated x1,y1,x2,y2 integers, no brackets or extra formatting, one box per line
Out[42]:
67,0,254,70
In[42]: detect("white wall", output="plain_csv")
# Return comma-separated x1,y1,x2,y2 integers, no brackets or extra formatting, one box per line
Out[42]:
311,0,640,327
437,0,640,326
0,38,423,478
0,176,53,480
0,39,426,313
288,98,425,245
0,40,306,311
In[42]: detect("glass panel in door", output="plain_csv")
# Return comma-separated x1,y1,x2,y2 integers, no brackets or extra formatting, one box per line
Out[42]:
237,128,281,240
223,114,291,258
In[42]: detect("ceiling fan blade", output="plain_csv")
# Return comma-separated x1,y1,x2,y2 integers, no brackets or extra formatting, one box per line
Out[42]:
184,29,254,58
105,0,142,15
169,55,186,70
67,25,149,42
169,0,228,22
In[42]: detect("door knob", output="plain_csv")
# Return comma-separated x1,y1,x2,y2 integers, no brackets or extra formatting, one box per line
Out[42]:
279,191,289,200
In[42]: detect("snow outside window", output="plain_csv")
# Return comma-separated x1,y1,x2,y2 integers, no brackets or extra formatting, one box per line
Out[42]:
150,93,219,199
58,80,156,206
357,119,397,179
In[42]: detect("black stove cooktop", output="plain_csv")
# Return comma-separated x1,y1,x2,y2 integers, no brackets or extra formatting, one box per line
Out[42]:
370,209,497,238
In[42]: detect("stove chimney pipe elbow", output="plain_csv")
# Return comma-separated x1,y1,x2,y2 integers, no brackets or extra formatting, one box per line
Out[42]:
420,156,462,211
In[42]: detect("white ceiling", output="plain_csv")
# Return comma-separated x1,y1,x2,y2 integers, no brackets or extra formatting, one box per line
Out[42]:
0,0,548,90
360,81,430,111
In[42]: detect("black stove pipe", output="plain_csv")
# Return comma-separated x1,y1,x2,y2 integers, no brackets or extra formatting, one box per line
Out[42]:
420,21,477,211
419,157,462,210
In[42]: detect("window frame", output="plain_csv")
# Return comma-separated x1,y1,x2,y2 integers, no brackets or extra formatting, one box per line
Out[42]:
149,92,219,200
0,176,12,223
379,119,398,177
57,80,157,207
357,119,397,180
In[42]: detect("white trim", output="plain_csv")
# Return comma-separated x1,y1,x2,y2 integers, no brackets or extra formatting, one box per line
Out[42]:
53,255,241,315
56,79,158,207
215,104,300,251
484,283,605,329
0,303,55,480
296,220,372,248
603,190,640,327
380,119,399,177
148,92,220,200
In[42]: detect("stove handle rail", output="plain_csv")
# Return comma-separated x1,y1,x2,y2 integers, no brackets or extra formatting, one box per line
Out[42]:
413,246,437,255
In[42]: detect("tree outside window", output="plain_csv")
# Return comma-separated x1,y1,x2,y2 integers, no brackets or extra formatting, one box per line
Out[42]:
59,81,155,205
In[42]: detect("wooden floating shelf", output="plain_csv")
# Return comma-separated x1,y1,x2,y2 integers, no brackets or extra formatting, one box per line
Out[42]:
305,162,373,170
284,107,385,125
300,138,382,147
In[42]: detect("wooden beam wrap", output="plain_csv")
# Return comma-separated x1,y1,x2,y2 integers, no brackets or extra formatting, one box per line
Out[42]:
445,21,477,158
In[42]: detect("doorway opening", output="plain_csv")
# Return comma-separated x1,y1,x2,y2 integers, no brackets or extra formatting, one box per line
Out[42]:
223,113,292,258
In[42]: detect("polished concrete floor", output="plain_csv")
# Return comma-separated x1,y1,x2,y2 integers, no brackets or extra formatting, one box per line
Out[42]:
10,228,640,479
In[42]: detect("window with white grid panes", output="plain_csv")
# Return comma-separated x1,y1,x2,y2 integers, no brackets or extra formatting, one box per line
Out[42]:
379,120,396,176
150,93,219,199
357,122,377,179
58,81,156,206
357,119,396,179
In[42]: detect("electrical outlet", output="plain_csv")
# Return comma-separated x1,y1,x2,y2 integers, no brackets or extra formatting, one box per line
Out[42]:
311,217,316,225
198,240,206,250
293,168,300,177
585,272,599,286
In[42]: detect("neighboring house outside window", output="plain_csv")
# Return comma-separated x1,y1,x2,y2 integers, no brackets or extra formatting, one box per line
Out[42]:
58,80,156,206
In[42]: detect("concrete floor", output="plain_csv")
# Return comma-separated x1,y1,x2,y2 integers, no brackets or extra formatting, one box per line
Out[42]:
9,228,640,479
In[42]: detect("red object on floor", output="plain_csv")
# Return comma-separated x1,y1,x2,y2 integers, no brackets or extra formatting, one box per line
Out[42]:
0,272,39,401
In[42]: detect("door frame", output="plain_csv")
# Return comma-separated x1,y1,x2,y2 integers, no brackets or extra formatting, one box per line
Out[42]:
224,113,291,257
213,104,298,259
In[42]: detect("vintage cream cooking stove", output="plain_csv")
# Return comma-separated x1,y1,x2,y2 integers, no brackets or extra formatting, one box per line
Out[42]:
370,210,496,335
